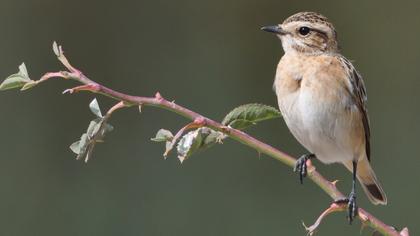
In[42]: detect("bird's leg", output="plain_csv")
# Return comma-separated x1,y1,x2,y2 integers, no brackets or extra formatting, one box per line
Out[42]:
294,153,316,184
348,161,358,223
334,161,358,224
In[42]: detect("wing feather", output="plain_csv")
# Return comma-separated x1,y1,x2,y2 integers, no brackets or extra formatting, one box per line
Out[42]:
339,56,371,161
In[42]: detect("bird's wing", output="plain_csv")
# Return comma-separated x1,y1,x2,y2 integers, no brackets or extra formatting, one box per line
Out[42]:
339,56,371,161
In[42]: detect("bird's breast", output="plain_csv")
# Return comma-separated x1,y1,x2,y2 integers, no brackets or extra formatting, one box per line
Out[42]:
274,53,361,164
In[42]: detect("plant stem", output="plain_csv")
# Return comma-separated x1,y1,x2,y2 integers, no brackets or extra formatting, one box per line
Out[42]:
45,45,408,236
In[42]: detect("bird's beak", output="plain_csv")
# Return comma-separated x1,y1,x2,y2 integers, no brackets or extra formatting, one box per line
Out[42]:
261,25,287,35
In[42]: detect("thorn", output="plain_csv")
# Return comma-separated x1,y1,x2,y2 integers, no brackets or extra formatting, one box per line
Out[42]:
155,92,163,100
331,180,339,187
62,88,74,94
257,151,262,159
138,104,142,113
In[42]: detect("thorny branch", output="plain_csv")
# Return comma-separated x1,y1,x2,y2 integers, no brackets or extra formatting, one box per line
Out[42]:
5,43,409,236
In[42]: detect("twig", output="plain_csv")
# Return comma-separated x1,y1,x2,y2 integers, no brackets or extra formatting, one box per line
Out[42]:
303,203,346,236
31,44,408,235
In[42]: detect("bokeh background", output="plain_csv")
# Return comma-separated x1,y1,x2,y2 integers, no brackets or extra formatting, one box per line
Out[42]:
0,0,418,235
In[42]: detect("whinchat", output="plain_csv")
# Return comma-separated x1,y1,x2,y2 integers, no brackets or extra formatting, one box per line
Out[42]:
262,12,387,223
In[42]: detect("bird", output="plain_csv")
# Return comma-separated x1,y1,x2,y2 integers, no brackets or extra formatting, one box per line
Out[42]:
261,12,387,223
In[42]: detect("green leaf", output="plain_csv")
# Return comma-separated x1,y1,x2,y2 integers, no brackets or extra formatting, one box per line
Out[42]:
201,128,224,147
0,63,34,91
53,41,60,57
85,118,113,139
0,73,32,91
18,63,29,78
176,127,223,163
222,103,281,130
151,129,173,142
69,140,81,154
89,98,103,117
86,118,102,138
69,101,115,162
177,129,204,163
152,129,175,158
70,133,89,156
77,133,90,159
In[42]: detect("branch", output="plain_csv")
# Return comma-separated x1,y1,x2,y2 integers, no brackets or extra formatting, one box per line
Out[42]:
2,43,408,236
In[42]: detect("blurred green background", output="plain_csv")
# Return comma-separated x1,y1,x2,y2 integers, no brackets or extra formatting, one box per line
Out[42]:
0,0,418,235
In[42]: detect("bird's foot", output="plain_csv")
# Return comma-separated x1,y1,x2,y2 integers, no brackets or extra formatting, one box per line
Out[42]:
334,192,358,224
294,153,315,184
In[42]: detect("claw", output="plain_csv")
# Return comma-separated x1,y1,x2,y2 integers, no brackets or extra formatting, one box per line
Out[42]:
348,192,358,224
294,154,315,184
333,193,358,224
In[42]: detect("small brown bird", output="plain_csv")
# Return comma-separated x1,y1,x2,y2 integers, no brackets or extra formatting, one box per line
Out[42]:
262,12,387,222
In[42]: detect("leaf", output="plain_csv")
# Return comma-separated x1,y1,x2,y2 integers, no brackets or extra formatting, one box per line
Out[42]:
86,118,102,138
177,129,203,163
69,140,81,154
201,128,224,146
89,98,103,117
86,118,114,139
70,101,115,162
69,133,89,156
18,63,29,78
70,118,114,162
0,73,32,91
53,41,60,57
176,127,223,163
151,129,173,142
0,63,33,91
222,103,281,130
152,129,175,158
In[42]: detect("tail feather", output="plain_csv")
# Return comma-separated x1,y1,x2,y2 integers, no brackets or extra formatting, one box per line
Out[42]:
344,158,387,205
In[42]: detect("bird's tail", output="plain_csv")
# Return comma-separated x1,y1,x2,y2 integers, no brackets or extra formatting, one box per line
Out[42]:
344,158,387,205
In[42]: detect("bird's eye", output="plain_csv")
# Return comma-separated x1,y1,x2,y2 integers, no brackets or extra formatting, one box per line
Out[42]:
298,27,310,36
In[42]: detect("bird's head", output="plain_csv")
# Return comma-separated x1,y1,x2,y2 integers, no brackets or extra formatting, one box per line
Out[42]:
262,12,339,54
